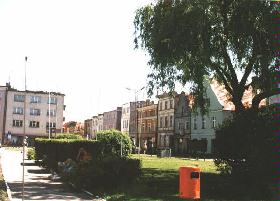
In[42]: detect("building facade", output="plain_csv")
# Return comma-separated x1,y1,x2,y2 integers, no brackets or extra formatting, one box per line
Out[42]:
97,114,103,132
137,100,157,152
92,116,98,139
157,92,176,149
173,92,191,155
84,118,93,138
1,84,65,145
0,85,9,143
103,107,122,131
121,101,145,144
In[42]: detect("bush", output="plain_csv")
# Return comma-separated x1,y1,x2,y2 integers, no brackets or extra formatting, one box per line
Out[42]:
34,130,133,170
34,139,102,170
96,129,133,157
55,133,83,140
27,148,35,160
63,155,141,191
214,106,275,199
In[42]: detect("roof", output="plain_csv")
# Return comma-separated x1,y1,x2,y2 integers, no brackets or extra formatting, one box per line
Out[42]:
210,80,266,111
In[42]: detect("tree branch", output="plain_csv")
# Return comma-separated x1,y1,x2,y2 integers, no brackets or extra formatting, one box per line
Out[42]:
240,40,258,87
222,49,239,87
209,61,233,95
252,89,279,109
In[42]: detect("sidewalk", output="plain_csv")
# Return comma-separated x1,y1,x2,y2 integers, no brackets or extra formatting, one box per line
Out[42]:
1,148,94,201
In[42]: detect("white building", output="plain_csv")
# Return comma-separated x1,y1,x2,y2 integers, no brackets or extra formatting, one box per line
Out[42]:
0,83,65,145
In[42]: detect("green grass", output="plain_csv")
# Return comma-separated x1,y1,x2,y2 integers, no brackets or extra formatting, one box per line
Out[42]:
96,155,273,201
91,155,237,201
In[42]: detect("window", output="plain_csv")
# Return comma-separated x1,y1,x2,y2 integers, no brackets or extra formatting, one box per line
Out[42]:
181,107,184,116
13,120,23,127
178,122,184,130
30,96,41,103
142,123,145,132
212,116,217,128
185,121,190,130
160,102,162,110
48,97,57,104
165,116,168,128
170,100,173,109
30,108,40,116
14,94,25,102
165,101,168,110
148,123,151,132
170,115,173,127
194,118,197,129
202,116,206,129
13,107,23,115
160,117,163,128
46,122,56,128
29,121,39,128
47,109,56,117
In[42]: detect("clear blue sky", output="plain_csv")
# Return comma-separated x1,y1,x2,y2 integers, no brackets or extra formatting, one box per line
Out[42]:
0,0,187,122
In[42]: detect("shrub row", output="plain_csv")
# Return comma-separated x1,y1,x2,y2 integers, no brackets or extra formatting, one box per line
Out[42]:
34,130,133,170
61,155,141,191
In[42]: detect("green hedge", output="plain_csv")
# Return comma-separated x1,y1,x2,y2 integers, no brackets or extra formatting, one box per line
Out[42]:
34,130,133,170
55,133,83,140
34,139,102,170
63,155,141,191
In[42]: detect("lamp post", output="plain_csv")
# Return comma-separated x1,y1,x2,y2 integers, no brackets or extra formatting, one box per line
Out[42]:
126,86,145,157
22,56,27,200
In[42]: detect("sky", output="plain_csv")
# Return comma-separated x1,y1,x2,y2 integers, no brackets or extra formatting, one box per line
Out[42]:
0,0,187,122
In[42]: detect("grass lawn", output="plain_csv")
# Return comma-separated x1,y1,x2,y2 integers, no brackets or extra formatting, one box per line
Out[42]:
97,155,239,201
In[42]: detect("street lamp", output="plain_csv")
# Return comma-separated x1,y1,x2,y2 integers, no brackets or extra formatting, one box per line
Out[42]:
126,86,145,157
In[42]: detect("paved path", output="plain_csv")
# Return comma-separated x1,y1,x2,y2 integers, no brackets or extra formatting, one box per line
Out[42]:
1,148,94,201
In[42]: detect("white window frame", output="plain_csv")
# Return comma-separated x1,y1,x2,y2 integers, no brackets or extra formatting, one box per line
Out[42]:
13,107,23,115
30,96,41,103
30,108,40,116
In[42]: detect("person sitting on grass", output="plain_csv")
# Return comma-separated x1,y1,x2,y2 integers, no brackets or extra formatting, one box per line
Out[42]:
76,147,92,162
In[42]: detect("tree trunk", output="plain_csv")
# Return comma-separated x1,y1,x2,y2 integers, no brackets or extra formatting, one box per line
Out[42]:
232,88,245,114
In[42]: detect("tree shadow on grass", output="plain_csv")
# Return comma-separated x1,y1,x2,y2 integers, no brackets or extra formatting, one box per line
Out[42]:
102,168,252,201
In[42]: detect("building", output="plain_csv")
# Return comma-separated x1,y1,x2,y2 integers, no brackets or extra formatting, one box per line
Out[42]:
103,107,122,131
0,83,65,145
121,101,145,144
137,100,157,152
157,92,176,149
84,118,93,138
190,79,266,154
92,116,98,139
0,85,9,143
173,92,191,155
97,114,103,132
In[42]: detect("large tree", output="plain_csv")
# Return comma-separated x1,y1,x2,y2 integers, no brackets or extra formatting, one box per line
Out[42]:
134,0,277,112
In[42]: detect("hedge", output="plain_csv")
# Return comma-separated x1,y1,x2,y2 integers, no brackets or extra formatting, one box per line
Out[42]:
62,155,142,191
34,139,102,170
34,130,134,170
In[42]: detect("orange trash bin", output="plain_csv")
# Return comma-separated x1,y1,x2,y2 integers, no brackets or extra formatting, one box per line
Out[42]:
179,166,200,199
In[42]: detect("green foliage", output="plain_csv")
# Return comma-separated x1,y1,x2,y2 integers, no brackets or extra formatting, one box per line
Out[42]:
27,148,35,160
134,0,276,111
35,130,133,170
63,155,141,191
96,129,133,157
55,133,83,140
214,106,275,199
34,139,102,170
